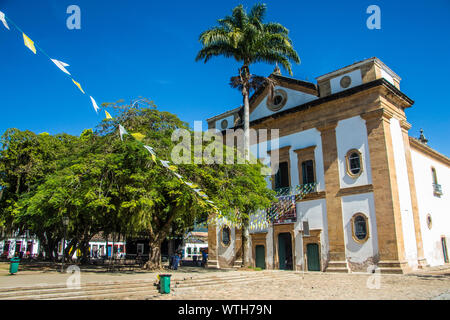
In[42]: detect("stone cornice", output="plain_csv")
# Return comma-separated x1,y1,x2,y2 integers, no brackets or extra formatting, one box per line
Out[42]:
267,145,291,155
400,120,412,131
317,120,338,132
336,184,374,197
361,108,394,122
293,145,317,154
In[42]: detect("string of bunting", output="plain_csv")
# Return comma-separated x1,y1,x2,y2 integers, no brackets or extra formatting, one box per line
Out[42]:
0,10,224,222
0,11,316,234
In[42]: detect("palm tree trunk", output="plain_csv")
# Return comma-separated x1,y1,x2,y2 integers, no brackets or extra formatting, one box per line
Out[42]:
241,65,251,162
240,65,251,267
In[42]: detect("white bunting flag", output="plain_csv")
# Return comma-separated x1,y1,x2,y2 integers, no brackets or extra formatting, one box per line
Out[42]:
173,172,183,180
90,96,99,113
51,59,71,75
143,145,156,162
160,160,170,168
119,125,128,141
0,11,9,30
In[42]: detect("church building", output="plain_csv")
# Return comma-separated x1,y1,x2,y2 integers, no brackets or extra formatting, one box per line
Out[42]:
205,57,450,274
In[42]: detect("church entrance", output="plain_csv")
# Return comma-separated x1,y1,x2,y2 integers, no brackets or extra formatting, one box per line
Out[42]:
278,233,293,270
306,243,320,271
255,245,266,269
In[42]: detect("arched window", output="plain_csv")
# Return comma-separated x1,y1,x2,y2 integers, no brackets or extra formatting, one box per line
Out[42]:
266,89,288,112
346,149,363,177
221,227,231,246
351,213,369,243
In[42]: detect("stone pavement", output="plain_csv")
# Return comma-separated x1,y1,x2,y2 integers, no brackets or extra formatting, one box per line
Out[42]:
1,262,449,300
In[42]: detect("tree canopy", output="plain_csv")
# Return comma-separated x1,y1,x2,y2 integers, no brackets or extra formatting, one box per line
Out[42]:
0,99,275,268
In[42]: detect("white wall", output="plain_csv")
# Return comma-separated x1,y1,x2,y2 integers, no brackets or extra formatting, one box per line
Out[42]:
411,148,450,266
341,192,378,269
335,116,372,189
250,85,317,122
294,199,328,267
390,118,418,268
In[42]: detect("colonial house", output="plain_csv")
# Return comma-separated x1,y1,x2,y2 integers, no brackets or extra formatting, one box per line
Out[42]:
206,57,450,274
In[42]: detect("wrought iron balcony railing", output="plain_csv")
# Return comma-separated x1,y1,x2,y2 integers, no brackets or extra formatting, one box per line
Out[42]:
433,183,443,196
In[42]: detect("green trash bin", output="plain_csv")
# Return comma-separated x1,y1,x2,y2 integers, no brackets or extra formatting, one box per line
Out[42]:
159,274,172,294
9,257,20,275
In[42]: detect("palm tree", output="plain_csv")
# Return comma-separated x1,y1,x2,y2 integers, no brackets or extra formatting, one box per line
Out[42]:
196,3,300,267
196,3,300,161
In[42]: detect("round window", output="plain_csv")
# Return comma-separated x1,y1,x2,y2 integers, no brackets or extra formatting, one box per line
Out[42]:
340,76,352,89
220,119,228,130
266,89,287,111
222,227,231,246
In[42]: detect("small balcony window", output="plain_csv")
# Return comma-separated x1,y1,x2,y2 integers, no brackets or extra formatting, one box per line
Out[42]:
431,167,442,196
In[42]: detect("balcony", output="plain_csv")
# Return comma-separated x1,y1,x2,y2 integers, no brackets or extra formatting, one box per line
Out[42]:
249,183,318,233
433,183,443,196
269,183,318,224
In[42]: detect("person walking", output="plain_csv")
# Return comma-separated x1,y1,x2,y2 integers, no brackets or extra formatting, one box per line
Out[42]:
172,252,180,270
201,248,208,268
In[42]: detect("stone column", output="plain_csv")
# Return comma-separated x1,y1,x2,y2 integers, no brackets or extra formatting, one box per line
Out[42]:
317,121,347,269
362,109,406,272
233,227,243,267
207,214,219,269
400,120,427,268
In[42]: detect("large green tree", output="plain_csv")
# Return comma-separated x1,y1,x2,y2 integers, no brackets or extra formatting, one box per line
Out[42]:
1,99,275,269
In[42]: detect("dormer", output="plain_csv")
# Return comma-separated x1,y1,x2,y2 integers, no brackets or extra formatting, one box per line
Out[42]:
249,73,319,122
207,106,242,130
316,57,401,97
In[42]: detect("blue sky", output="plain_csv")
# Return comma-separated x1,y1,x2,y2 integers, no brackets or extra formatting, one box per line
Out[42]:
1,0,449,155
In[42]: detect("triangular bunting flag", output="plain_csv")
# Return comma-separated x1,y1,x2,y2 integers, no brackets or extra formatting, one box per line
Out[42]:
119,125,128,141
51,59,71,75
105,110,113,119
173,172,183,180
90,96,99,113
131,132,145,142
23,33,36,54
0,11,9,30
72,79,85,94
160,160,170,168
143,145,156,162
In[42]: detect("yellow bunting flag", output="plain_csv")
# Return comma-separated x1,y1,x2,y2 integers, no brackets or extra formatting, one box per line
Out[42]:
72,79,85,94
23,33,36,54
168,165,178,172
105,110,113,119
131,132,145,142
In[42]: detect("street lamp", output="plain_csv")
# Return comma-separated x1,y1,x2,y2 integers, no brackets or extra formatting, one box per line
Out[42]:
61,216,69,273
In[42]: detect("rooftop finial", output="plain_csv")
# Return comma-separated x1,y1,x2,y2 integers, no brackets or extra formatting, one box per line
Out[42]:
419,128,428,144
272,62,281,75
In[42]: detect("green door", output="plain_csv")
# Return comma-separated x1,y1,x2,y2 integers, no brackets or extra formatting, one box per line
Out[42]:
278,234,286,270
255,245,266,269
307,243,320,271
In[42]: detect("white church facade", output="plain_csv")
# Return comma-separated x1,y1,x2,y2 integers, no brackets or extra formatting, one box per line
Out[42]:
206,57,450,274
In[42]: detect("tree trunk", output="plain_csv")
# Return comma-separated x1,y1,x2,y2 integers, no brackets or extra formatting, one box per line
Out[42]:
144,240,162,270
238,64,251,162
241,217,250,267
